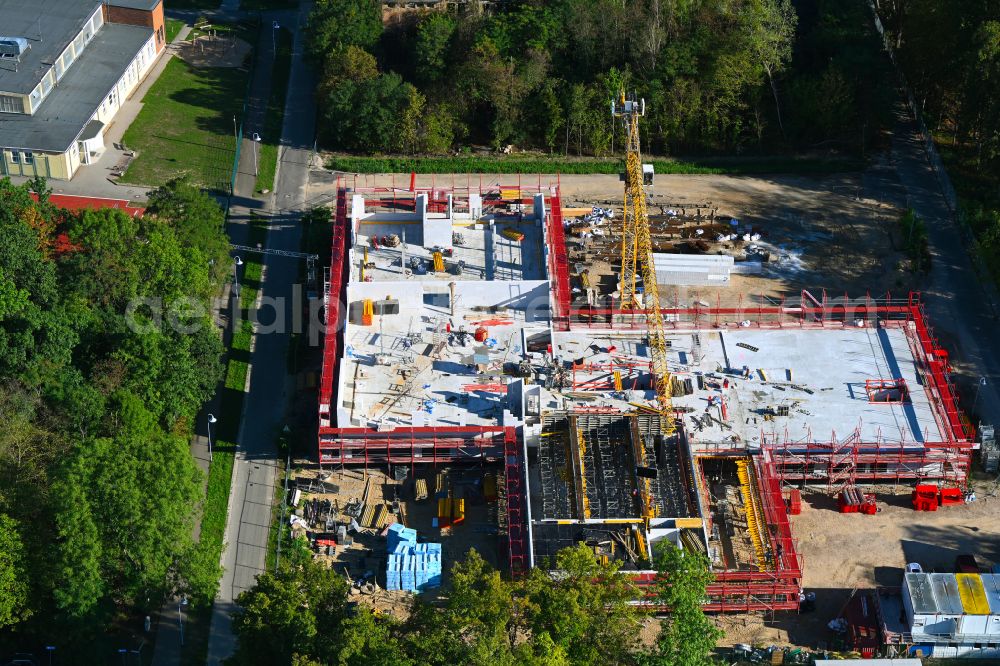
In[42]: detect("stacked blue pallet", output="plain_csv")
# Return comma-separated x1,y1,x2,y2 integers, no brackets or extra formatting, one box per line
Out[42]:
385,554,401,591
386,523,418,552
384,524,442,593
400,553,415,591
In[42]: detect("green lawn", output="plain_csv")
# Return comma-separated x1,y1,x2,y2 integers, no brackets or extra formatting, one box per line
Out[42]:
165,18,185,44
120,58,247,192
325,154,867,175
254,28,293,194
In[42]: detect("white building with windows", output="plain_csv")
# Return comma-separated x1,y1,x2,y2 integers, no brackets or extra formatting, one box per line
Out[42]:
0,0,166,180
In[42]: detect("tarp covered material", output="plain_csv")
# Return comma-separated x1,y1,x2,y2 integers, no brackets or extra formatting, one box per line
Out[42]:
956,573,991,615
979,573,1000,613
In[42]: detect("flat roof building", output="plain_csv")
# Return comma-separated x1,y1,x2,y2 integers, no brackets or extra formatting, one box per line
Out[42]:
317,183,975,611
0,0,167,180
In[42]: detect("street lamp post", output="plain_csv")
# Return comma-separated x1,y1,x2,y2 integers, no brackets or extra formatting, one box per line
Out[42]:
233,256,244,298
118,648,127,666
272,20,280,52
252,132,262,177
207,413,218,462
45,646,55,666
974,376,988,413
178,595,188,646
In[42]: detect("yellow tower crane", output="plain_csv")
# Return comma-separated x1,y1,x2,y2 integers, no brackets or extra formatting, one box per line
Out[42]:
613,91,675,524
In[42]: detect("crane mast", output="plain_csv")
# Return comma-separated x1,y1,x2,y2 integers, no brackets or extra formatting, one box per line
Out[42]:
612,92,675,524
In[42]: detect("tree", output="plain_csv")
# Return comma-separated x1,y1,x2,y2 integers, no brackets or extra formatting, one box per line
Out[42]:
321,73,427,153
0,176,230,646
145,178,231,292
233,544,654,665
537,80,564,154
741,0,797,140
231,556,351,665
414,11,457,85
307,0,382,61
319,45,379,99
50,458,104,620
646,543,720,666
419,104,457,154
0,514,30,628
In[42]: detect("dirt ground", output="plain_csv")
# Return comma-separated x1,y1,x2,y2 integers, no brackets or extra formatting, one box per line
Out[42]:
713,476,1000,649
176,34,251,68
329,168,922,307
290,466,501,617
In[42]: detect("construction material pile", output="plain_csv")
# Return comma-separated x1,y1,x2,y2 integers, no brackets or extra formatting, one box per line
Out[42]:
385,523,442,592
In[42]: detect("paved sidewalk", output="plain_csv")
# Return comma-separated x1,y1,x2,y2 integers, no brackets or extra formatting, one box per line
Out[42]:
886,103,1000,427
206,3,316,663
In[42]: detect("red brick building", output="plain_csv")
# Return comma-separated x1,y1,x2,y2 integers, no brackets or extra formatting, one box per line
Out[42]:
104,0,166,52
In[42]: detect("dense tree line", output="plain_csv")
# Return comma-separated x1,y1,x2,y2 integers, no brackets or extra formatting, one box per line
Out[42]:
876,0,1000,279
0,178,228,653
307,0,893,157
230,541,720,666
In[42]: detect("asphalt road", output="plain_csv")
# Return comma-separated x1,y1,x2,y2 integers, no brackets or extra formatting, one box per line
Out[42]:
886,106,1000,430
205,3,316,663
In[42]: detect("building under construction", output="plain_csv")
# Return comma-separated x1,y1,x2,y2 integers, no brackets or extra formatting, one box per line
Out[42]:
315,177,976,612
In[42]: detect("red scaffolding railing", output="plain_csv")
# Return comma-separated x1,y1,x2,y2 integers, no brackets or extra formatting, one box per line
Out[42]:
546,193,572,331
502,426,529,576
568,289,920,330
318,184,348,428
903,298,976,444
316,425,508,468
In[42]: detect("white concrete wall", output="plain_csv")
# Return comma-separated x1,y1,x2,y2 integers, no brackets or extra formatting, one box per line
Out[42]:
452,280,550,316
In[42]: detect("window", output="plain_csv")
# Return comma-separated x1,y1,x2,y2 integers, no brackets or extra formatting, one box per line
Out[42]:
10,150,20,163
55,57,65,80
157,26,164,44
41,71,52,96
0,95,24,114
106,89,118,109
73,33,85,55
91,10,104,32
22,151,33,165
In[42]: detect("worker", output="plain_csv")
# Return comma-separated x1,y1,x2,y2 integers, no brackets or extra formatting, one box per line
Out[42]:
742,365,751,379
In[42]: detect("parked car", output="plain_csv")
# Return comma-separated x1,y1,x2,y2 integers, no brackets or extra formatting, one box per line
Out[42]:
905,562,924,574
956,554,980,573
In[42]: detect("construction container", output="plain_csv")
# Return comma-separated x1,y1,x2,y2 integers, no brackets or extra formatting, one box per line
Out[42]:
978,574,1000,633
474,326,488,342
452,498,465,525
652,253,734,287
956,573,991,634
912,484,939,511
940,487,964,506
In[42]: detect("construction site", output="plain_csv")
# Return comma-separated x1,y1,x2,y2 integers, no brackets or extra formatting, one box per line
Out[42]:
295,94,996,657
